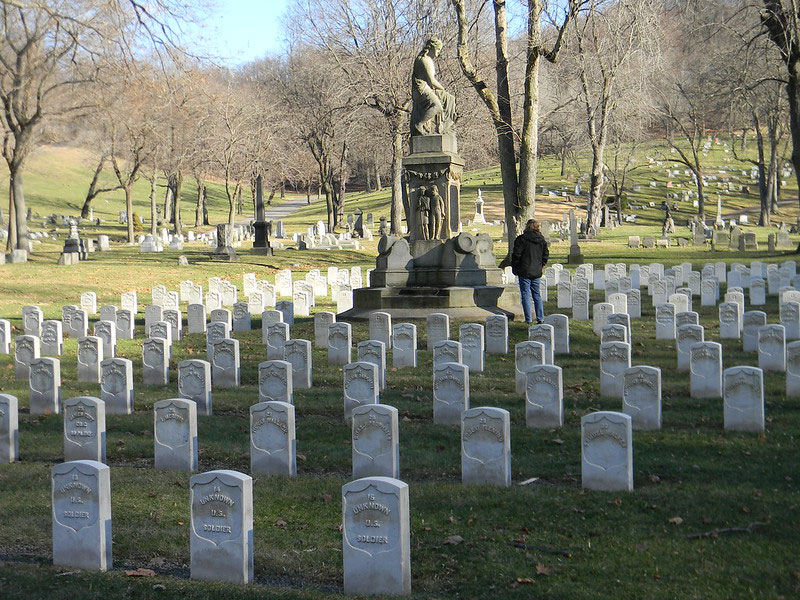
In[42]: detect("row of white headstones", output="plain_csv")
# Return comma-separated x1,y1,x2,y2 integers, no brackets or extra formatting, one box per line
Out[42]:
2,259,796,595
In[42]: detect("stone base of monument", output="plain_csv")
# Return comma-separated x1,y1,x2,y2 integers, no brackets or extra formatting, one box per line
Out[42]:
568,244,584,265
340,234,523,321
212,246,238,261
252,222,273,255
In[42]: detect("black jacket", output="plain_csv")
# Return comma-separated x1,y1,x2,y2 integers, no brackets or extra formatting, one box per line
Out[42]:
511,231,549,279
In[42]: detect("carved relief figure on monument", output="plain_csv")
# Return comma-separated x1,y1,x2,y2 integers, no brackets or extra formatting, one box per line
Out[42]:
410,38,456,136
416,186,431,240
428,185,445,239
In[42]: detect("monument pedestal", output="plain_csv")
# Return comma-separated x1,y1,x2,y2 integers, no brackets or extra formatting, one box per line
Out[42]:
340,234,522,321
568,244,584,265
252,222,272,255
402,134,464,241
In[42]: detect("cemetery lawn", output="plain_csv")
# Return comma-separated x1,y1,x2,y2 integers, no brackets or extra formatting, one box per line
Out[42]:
1,243,799,599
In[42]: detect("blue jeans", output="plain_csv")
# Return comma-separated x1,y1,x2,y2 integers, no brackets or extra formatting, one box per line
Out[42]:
518,276,544,323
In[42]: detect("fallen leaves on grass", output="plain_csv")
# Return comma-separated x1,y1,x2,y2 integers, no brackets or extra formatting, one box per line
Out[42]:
125,568,156,577
515,577,536,585
536,563,551,576
443,535,464,545
668,516,684,525
550,438,564,445
275,519,287,527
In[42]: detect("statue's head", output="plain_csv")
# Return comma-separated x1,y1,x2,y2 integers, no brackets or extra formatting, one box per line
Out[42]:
425,37,443,57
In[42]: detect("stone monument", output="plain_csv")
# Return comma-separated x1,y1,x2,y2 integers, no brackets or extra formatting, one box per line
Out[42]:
567,209,584,264
252,174,273,255
342,38,520,320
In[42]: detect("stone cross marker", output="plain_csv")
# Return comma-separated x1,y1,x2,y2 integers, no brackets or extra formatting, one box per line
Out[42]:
190,470,254,584
154,398,198,472
352,404,399,479
250,401,297,476
51,460,112,571
63,396,106,463
342,476,411,596
581,411,633,492
461,406,511,486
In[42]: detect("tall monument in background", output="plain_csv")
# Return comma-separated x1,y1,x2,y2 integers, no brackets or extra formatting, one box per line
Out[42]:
341,38,520,320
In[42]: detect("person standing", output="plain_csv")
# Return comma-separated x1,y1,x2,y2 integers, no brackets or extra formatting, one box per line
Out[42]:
511,219,549,324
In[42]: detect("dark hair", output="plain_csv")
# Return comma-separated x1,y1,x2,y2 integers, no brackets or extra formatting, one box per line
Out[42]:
524,219,540,233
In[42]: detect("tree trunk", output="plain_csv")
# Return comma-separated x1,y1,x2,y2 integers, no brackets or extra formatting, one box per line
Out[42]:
493,0,521,251
195,180,205,227
202,188,209,225
755,122,770,226
375,161,383,191
164,184,173,224
125,184,134,243
390,121,403,235
587,144,605,230
696,175,705,222
366,165,373,192
227,184,237,229
280,182,286,199
323,181,334,231
10,167,27,251
80,155,108,219
6,177,16,252
560,149,567,177
517,0,541,249
150,176,158,236
236,187,243,215
306,183,311,204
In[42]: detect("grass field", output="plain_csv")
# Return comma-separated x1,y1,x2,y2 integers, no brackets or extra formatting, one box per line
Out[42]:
0,142,799,599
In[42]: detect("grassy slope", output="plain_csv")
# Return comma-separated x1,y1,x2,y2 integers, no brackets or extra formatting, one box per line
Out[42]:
0,142,798,599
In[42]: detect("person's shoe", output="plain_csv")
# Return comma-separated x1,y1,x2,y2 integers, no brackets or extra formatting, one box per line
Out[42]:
536,319,544,325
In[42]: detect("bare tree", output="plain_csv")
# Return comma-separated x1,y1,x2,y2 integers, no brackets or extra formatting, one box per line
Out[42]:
451,0,580,253
0,0,201,252
267,48,355,231
570,0,659,231
203,75,277,228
